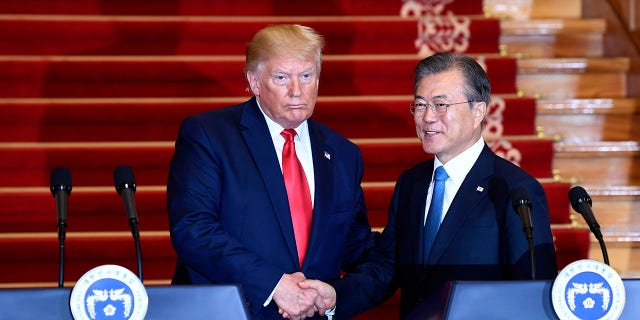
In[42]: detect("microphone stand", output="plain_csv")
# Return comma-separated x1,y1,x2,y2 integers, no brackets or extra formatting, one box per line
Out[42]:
57,219,66,288
520,225,535,280
598,237,610,266
591,227,610,265
526,234,535,280
129,217,143,281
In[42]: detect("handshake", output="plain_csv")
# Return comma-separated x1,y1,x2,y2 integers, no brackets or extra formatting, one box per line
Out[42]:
273,272,336,320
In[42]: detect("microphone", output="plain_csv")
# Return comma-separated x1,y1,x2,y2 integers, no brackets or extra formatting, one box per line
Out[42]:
510,187,535,280
511,187,534,239
114,165,139,224
113,165,143,280
568,186,601,237
568,186,609,265
50,166,72,288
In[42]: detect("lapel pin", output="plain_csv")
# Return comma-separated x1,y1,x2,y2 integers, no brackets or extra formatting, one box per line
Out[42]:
324,151,331,160
476,186,484,192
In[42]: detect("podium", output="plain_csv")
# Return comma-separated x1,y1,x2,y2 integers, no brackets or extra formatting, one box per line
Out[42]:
406,279,640,320
0,285,250,319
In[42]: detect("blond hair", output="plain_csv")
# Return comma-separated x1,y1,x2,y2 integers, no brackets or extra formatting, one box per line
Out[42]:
244,24,325,75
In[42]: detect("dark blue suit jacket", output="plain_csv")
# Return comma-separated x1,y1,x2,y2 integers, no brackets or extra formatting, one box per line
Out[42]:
335,144,558,318
167,97,377,319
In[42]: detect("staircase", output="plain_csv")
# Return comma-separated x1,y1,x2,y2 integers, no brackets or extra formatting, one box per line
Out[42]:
509,0,640,278
1,0,637,317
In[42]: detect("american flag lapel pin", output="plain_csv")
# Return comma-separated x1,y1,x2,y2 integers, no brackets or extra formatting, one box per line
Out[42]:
324,151,331,160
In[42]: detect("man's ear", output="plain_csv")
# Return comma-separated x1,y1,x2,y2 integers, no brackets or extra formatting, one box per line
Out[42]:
246,71,259,95
472,101,487,119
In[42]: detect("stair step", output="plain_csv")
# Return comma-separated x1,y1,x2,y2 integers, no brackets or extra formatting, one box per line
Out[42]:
517,58,630,99
537,98,640,142
569,184,640,274
582,185,640,239
485,0,582,19
554,141,640,185
1,56,625,100
0,15,500,55
0,15,603,58
0,231,175,284
0,136,555,187
0,0,481,16
500,19,605,57
0,0,581,19
0,95,537,141
0,55,518,98
0,227,588,286
589,240,640,278
0,179,573,234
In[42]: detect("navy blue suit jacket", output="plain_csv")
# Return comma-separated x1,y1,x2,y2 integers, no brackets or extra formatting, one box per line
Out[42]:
167,97,377,319
334,144,558,318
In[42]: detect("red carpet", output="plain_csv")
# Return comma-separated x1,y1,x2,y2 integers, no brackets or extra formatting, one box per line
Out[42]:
0,17,500,55
0,180,571,234
0,233,175,283
0,137,553,187
0,56,516,98
0,96,535,141
0,227,590,284
0,0,482,16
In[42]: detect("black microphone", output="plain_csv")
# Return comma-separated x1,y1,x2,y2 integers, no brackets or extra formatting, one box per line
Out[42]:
114,165,138,224
568,186,609,265
510,187,535,280
511,187,534,238
113,165,143,280
50,166,72,288
568,186,601,238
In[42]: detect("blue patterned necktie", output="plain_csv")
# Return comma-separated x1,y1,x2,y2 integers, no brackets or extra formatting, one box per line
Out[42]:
423,166,449,263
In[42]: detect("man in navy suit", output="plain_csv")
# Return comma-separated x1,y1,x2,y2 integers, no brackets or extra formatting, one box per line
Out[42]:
167,24,377,320
331,52,558,318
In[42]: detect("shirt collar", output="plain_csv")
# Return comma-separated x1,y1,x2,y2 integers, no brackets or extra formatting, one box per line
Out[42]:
435,137,484,184
256,99,309,142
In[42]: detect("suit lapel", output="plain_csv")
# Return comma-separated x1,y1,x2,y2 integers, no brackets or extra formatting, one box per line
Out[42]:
240,99,299,266
303,120,334,266
427,145,495,263
412,169,431,264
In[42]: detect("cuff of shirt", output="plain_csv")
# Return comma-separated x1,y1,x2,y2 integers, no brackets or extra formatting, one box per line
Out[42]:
264,274,284,307
325,305,336,319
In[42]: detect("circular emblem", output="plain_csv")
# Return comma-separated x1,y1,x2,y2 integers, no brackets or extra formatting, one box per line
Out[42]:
70,265,148,320
552,259,625,320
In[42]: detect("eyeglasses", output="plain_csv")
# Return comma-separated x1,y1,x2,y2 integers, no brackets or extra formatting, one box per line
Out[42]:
409,100,472,117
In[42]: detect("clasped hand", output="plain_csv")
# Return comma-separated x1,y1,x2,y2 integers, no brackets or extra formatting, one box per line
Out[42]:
273,272,336,320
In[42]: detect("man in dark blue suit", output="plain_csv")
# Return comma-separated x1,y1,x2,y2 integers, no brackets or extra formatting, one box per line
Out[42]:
167,24,377,320
331,52,558,319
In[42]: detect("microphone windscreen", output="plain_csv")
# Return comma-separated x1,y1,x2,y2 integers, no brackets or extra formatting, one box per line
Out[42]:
114,165,136,194
568,185,591,212
50,167,72,195
510,187,531,209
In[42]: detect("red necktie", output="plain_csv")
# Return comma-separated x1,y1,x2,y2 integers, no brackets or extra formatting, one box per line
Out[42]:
281,129,313,266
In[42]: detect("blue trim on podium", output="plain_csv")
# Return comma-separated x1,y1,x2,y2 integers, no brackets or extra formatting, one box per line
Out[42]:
407,279,640,320
0,284,250,319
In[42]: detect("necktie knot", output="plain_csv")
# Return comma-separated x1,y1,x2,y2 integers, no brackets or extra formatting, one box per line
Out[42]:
434,166,449,182
281,129,296,142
